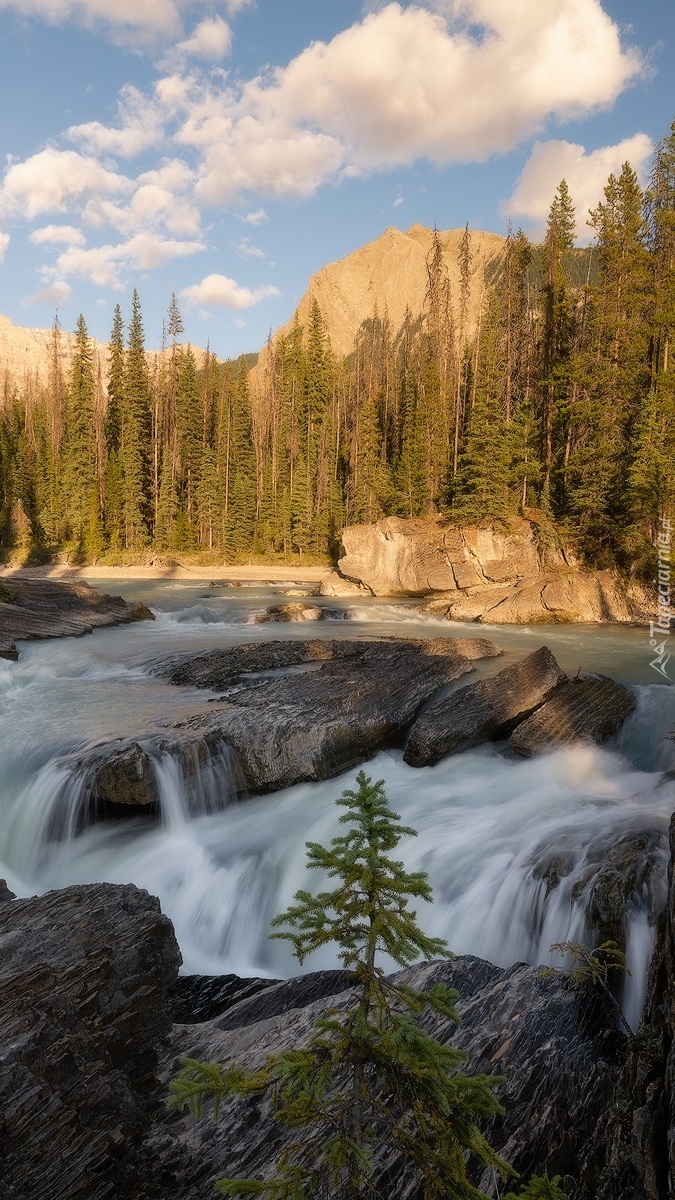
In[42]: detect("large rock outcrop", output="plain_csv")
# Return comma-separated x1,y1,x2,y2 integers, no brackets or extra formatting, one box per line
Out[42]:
323,516,649,624
0,577,153,660
156,636,502,793
0,883,181,1200
404,645,567,766
510,675,637,757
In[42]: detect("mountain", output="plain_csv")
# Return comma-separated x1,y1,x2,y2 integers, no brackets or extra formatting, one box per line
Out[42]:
252,224,506,389
0,311,207,396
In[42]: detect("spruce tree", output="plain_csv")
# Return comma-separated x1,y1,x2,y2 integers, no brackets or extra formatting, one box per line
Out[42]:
169,772,508,1200
122,289,153,550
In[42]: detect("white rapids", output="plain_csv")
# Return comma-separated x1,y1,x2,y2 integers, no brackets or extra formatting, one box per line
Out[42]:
0,577,673,1031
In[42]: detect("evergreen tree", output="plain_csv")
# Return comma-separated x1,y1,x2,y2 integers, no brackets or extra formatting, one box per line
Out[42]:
121,289,153,550
540,180,576,502
63,315,103,555
169,772,508,1200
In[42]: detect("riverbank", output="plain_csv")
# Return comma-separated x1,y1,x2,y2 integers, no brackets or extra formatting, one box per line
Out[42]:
0,562,331,583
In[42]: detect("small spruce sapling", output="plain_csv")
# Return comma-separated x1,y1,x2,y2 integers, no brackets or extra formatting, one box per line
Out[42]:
545,940,633,1037
169,770,510,1199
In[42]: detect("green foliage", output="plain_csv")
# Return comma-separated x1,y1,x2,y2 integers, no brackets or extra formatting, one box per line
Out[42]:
504,1173,567,1199
545,940,633,1036
169,772,510,1199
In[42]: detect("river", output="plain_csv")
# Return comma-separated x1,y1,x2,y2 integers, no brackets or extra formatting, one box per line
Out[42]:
0,579,673,1030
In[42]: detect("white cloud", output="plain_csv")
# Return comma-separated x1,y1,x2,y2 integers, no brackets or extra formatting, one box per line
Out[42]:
0,230,9,261
0,0,184,37
29,224,86,246
181,272,279,309
83,159,200,238
504,132,654,239
0,148,131,220
243,208,268,225
224,0,252,13
67,85,165,158
23,279,72,307
174,16,232,62
54,231,204,288
393,196,404,208
236,237,265,259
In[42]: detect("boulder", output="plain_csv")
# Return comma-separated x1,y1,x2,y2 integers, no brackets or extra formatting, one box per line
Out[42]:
404,646,567,766
250,602,328,623
0,577,153,660
510,675,637,757
0,883,181,1200
0,878,15,902
319,571,370,597
158,636,502,792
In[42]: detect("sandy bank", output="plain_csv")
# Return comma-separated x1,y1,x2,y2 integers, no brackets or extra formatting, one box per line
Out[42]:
0,562,330,584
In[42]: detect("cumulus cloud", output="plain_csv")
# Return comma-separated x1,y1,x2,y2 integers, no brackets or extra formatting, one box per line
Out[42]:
54,231,204,288
243,208,268,225
29,224,86,246
82,159,200,237
504,132,654,239
0,230,9,261
67,85,166,159
235,237,264,258
0,148,131,220
181,272,279,309
23,279,72,307
0,0,184,37
155,0,643,204
174,16,232,62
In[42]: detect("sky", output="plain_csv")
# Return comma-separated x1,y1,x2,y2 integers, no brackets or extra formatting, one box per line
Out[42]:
0,0,673,360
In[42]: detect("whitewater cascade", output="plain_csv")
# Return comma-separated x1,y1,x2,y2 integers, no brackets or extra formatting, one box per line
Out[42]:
0,580,673,1031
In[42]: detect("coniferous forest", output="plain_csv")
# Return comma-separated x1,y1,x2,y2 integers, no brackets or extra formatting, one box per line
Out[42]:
1,123,674,579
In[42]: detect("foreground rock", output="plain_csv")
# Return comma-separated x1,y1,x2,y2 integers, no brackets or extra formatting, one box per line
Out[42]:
510,675,637,757
156,636,502,793
159,956,623,1200
601,811,675,1199
324,515,650,624
404,646,566,766
0,577,153,659
0,879,663,1199
0,883,180,1200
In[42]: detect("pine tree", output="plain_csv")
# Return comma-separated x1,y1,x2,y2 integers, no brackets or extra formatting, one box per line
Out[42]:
121,289,153,550
63,315,103,555
169,772,508,1200
540,180,576,503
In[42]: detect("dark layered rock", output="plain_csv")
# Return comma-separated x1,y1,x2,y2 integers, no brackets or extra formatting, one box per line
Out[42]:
159,636,502,792
581,828,669,953
600,812,675,1200
0,883,181,1200
404,646,566,766
158,955,623,1200
510,674,637,757
0,879,15,902
0,577,153,660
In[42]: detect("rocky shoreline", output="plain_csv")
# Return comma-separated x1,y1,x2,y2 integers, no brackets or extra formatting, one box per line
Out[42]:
0,577,153,660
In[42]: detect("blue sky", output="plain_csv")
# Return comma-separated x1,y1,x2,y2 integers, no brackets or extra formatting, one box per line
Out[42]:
0,0,673,359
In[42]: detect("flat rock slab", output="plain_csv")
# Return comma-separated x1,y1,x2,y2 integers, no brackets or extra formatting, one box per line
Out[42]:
404,645,567,766
0,577,153,659
159,636,502,792
510,674,637,757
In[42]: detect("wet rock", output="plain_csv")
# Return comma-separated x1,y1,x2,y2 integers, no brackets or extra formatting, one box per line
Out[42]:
581,828,669,952
404,646,566,766
599,809,675,1200
282,587,321,598
159,636,502,792
250,602,326,623
157,955,622,1200
172,974,279,1024
0,577,154,660
85,741,160,811
0,882,181,1200
0,878,15,902
510,675,637,757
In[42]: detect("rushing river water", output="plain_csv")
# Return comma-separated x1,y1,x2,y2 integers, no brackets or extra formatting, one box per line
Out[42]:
1,578,673,1029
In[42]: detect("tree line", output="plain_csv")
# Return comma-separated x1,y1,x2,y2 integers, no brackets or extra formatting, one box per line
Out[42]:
1,121,674,575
